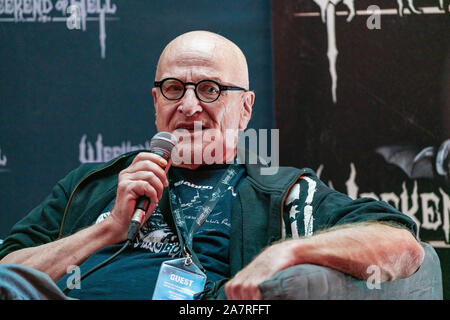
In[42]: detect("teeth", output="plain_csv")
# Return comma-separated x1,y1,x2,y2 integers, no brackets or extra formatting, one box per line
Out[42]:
176,125,205,130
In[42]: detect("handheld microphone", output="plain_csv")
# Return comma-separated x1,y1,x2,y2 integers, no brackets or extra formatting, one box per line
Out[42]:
127,132,177,241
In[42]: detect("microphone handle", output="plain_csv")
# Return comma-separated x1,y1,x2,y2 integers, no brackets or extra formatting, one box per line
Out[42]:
131,196,150,223
127,196,149,241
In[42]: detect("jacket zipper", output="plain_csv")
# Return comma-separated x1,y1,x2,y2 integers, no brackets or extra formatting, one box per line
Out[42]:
57,155,129,239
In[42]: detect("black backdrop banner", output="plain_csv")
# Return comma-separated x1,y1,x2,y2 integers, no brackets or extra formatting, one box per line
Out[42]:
273,0,449,298
0,1,273,237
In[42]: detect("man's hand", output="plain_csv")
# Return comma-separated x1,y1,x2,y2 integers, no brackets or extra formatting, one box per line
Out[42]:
225,241,296,300
108,152,169,242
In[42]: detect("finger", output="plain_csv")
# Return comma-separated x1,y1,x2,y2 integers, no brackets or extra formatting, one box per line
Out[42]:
248,282,263,300
131,152,168,168
124,160,169,187
238,281,252,300
253,286,263,300
226,276,264,300
224,281,235,300
237,279,261,300
225,280,242,300
124,180,159,207
121,171,165,199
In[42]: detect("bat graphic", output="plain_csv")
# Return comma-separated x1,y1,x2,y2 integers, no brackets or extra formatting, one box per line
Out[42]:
397,0,449,15
376,139,450,185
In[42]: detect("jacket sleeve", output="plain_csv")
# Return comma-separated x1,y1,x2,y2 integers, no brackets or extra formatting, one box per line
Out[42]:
283,168,418,239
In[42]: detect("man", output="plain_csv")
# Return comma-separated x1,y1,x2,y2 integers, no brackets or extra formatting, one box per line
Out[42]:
0,31,423,300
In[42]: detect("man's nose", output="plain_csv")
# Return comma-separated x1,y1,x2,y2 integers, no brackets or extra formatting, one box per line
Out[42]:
178,87,202,117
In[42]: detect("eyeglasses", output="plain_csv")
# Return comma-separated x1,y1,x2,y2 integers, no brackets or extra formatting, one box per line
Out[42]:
154,78,247,103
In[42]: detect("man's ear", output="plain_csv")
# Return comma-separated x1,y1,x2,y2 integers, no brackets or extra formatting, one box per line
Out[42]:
239,91,255,130
152,87,159,127
152,87,158,108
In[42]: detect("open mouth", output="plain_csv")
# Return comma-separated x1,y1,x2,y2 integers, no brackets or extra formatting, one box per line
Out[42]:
175,122,207,131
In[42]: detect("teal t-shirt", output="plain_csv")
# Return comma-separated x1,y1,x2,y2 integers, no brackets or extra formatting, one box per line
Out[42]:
57,164,245,299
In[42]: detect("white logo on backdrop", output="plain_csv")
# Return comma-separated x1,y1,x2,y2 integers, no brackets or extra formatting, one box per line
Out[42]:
79,134,150,163
0,0,119,58
0,148,7,166
294,2,449,103
0,147,9,172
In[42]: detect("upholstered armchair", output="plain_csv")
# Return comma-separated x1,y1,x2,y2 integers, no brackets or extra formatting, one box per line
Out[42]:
259,242,443,300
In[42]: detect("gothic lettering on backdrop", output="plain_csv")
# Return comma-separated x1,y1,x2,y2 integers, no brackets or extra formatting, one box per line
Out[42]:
294,1,449,103
0,0,119,58
317,163,450,248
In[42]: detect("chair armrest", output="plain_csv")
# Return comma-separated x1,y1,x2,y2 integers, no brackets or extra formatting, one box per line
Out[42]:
258,242,443,300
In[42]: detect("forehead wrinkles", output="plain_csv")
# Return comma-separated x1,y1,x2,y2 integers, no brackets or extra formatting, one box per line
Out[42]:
158,42,226,79
156,36,248,87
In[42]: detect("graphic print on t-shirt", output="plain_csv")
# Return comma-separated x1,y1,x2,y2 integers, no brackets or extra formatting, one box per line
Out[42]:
133,207,181,257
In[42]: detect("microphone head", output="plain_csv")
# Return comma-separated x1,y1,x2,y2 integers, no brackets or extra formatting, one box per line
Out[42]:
149,132,177,160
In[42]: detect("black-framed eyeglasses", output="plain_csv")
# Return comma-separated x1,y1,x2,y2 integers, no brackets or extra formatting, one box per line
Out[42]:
154,78,247,103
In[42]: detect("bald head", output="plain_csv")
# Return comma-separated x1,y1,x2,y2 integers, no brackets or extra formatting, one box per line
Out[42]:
155,31,250,89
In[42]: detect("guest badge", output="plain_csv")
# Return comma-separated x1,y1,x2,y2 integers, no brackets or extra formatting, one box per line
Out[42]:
152,256,207,300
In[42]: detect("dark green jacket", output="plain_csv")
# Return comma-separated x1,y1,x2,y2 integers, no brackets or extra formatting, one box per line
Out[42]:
0,150,417,299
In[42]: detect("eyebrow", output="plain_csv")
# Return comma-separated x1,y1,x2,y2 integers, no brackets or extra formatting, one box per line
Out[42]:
192,76,222,83
160,75,224,83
